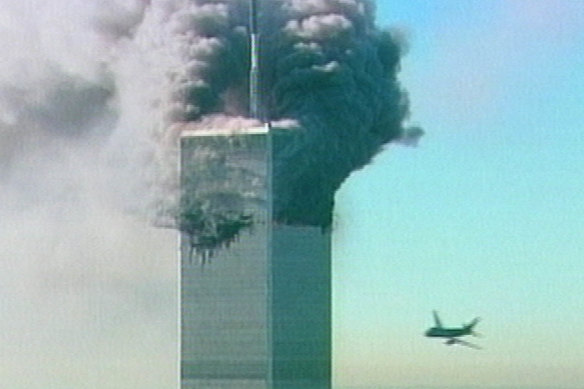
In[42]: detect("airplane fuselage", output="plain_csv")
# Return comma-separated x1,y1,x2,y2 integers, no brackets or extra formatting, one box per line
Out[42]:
425,327,469,338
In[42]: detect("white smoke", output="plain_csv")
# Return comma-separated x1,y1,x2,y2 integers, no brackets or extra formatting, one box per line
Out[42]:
0,1,175,388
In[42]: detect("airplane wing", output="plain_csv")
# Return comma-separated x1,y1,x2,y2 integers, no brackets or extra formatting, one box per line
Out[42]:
452,338,482,350
432,310,443,328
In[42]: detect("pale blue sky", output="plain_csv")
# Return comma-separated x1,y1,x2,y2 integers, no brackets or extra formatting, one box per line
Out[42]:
333,1,584,388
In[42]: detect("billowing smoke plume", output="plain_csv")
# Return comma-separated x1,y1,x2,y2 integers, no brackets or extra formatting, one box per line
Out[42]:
265,0,418,226
109,0,420,238
0,0,420,261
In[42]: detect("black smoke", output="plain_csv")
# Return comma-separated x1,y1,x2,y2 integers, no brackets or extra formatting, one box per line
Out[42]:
161,0,421,228
266,2,415,225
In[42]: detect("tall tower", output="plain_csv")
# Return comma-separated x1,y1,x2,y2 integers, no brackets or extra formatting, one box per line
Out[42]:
180,127,331,389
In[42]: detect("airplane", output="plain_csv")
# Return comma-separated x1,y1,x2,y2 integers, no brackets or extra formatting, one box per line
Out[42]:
425,311,482,349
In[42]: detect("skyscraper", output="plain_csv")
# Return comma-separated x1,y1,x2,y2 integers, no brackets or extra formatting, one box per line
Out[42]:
180,126,331,389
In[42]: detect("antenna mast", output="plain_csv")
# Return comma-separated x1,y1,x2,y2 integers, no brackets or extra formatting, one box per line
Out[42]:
249,0,260,120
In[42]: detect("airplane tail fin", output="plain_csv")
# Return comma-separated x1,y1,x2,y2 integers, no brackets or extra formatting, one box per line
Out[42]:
432,310,443,328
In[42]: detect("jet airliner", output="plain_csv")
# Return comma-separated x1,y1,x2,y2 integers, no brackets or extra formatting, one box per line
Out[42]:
425,311,482,349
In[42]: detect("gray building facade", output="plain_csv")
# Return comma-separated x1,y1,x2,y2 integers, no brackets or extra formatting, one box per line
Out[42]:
180,127,331,388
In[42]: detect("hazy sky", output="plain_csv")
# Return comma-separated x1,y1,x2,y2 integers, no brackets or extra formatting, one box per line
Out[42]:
333,1,584,388
1,1,583,389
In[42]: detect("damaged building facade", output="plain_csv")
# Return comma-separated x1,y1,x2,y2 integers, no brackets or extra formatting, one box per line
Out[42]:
180,126,332,388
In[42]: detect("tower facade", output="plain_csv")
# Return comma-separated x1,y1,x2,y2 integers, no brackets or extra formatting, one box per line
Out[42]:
180,127,331,389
